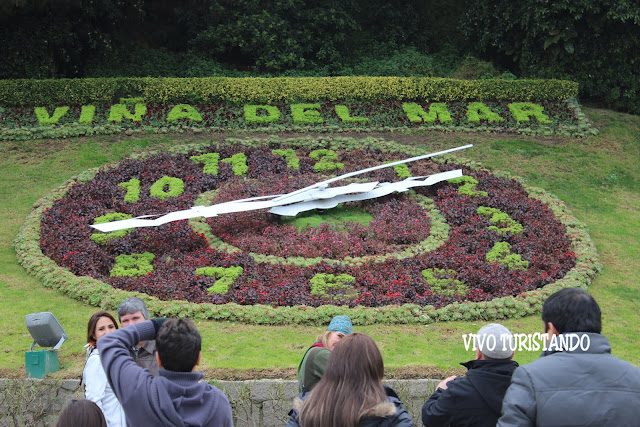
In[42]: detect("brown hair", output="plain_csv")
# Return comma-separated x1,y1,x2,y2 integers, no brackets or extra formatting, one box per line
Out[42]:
55,399,107,427
87,311,118,344
299,332,387,427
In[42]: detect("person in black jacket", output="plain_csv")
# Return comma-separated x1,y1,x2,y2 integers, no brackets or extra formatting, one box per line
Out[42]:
422,323,518,427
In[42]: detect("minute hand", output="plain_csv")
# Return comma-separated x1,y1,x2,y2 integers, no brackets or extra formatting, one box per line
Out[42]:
271,144,472,204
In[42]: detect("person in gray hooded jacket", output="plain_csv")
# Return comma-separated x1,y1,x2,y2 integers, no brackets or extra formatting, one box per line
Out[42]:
498,288,640,427
98,318,233,427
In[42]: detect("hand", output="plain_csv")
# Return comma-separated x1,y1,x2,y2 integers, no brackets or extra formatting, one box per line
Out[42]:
436,376,457,390
150,318,169,334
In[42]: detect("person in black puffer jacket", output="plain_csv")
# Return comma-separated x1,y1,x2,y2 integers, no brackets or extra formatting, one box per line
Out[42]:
422,323,518,427
287,332,413,427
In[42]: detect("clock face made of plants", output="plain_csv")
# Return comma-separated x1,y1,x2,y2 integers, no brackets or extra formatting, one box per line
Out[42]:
36,139,580,314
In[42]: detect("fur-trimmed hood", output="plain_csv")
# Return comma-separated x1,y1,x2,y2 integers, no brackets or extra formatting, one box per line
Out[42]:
291,396,397,418
287,386,414,426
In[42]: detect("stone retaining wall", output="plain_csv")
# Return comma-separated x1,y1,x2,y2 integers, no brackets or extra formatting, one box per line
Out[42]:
0,378,438,426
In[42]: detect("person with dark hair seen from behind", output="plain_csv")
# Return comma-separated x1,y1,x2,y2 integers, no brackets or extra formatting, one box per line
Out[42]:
422,323,518,426
55,399,107,427
116,297,159,376
287,332,413,427
498,288,640,426
98,317,233,426
297,314,352,394
83,311,126,427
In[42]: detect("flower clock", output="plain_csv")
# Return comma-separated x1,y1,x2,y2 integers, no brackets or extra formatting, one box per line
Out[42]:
16,137,600,325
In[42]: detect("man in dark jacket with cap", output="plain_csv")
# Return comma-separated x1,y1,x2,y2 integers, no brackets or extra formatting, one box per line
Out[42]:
422,323,518,427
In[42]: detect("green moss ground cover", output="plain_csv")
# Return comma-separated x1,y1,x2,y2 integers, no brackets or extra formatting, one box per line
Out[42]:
0,107,638,379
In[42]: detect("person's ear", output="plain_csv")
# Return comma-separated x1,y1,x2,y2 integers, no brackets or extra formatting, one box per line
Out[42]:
546,322,560,336
475,348,483,360
192,351,202,372
155,352,164,369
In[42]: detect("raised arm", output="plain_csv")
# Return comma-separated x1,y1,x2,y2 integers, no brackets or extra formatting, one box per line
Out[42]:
97,320,158,408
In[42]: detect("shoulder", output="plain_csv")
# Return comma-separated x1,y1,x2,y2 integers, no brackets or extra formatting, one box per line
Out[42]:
361,395,413,426
308,346,329,356
84,351,102,369
436,375,473,397
362,400,397,418
305,346,330,365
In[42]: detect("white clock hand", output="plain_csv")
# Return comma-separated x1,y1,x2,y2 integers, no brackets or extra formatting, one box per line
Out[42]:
90,144,472,233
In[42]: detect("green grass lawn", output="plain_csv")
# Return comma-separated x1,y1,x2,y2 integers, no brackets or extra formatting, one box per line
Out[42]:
1,107,638,379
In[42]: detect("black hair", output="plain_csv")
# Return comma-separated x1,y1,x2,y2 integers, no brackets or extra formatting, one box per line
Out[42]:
156,318,202,372
542,288,602,334
55,399,106,427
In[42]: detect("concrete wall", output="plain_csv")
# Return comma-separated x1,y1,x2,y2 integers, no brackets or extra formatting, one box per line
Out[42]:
0,378,438,426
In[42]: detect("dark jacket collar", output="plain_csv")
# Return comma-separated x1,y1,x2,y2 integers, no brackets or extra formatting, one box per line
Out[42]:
461,358,519,371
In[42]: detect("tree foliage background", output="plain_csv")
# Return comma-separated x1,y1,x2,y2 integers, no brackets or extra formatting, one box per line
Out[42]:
0,0,638,113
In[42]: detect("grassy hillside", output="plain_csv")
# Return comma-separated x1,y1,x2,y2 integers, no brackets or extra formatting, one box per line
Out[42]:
1,107,638,379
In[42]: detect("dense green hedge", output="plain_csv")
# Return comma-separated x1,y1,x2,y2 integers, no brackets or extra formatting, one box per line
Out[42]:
0,77,578,106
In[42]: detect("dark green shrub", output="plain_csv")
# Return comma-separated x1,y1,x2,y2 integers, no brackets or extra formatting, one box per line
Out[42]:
462,0,640,113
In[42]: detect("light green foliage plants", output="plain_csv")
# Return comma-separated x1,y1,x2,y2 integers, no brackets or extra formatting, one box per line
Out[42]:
291,103,323,124
335,105,369,123
167,104,203,122
309,149,344,172
91,213,134,245
196,266,244,294
120,97,144,104
486,242,529,270
221,153,249,176
285,206,374,231
402,102,452,123
272,148,300,169
34,106,69,125
245,105,281,124
466,102,504,123
508,102,550,123
477,206,524,235
79,105,96,124
119,178,141,202
310,273,359,301
0,77,578,106
447,176,488,197
191,153,221,175
108,103,147,122
149,176,184,200
110,252,155,277
384,161,411,178
421,268,468,297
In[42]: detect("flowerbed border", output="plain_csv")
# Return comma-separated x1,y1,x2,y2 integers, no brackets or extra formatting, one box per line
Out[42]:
0,98,597,141
13,137,601,325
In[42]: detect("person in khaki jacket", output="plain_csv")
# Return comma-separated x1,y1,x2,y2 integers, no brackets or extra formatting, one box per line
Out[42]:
117,297,159,376
498,288,640,426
